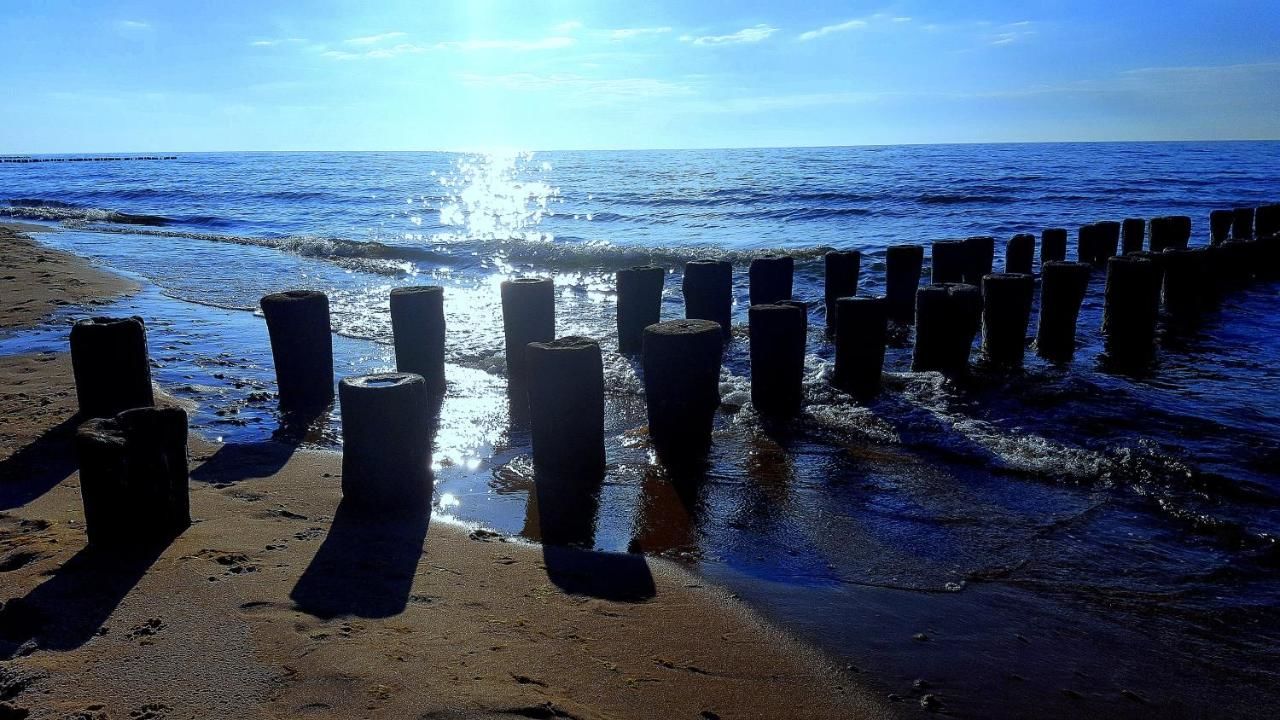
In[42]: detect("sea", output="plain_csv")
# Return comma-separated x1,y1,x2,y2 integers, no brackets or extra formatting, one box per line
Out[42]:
2,143,1279,718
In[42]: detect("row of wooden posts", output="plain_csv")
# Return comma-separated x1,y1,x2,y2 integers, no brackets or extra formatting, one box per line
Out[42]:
62,203,1280,545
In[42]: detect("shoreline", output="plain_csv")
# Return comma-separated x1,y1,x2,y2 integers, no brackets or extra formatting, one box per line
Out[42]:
0,225,895,718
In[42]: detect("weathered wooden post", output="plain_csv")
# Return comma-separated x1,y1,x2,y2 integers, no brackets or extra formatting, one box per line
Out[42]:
260,290,334,411
75,407,190,545
389,286,446,396
824,251,861,334
749,255,794,306
616,266,665,354
1095,221,1121,263
833,296,887,398
1102,256,1163,366
1161,247,1207,317
1256,204,1280,238
527,337,605,477
1232,207,1255,240
981,273,1035,367
1041,228,1068,264
1077,224,1100,265
500,277,555,389
338,373,433,510
69,316,155,419
643,320,723,460
683,259,733,339
1209,210,1233,245
1121,218,1146,254
1151,216,1191,252
931,240,967,284
749,304,807,417
912,283,982,373
1217,240,1256,288
1005,234,1035,275
1035,261,1091,361
963,236,995,286
886,245,924,324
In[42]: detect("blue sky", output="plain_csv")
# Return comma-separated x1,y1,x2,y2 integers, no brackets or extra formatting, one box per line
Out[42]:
2,0,1278,151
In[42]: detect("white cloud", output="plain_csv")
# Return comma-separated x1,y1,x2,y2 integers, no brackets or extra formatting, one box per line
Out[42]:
552,20,583,34
460,72,696,101
345,31,407,46
437,36,575,52
798,19,868,41
684,24,778,46
987,21,1035,46
608,26,673,40
117,20,149,30
250,37,307,47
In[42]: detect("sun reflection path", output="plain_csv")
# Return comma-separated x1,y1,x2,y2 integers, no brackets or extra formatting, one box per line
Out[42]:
434,151,561,242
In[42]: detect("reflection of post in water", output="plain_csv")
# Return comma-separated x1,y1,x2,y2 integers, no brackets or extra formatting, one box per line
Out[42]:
526,471,602,548
628,467,702,556
740,431,795,523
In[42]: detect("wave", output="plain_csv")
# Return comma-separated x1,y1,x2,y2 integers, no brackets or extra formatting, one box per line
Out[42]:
3,199,172,226
918,193,1019,205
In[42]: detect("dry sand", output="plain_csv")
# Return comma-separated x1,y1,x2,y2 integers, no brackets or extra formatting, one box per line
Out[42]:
0,225,896,719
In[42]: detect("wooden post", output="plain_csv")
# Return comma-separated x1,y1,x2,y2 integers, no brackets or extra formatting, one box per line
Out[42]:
1095,221,1121,263
1232,207,1255,240
1035,262,1091,361
981,273,1035,367
1256,204,1280,238
963,236,995,286
1102,256,1162,366
260,291,334,412
748,304,807,417
69,316,155,419
931,240,967,284
389,286,446,395
912,283,982,373
1041,228,1068,264
642,320,724,460
885,245,924,324
500,278,555,389
823,251,860,334
616,266,665,354
527,337,605,477
1005,234,1035,275
749,255,794,306
833,296,887,398
1121,218,1146,254
682,260,733,338
1209,210,1233,245
339,373,433,511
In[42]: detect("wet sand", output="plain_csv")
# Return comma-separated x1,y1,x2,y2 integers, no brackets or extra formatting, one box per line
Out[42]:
0,225,896,718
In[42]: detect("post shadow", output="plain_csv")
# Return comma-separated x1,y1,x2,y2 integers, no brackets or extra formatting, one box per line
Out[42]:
0,535,172,656
529,468,656,602
628,465,705,556
288,497,431,619
188,441,299,485
0,415,81,510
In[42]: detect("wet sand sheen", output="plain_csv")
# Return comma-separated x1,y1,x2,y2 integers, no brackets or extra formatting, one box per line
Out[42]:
0,224,894,719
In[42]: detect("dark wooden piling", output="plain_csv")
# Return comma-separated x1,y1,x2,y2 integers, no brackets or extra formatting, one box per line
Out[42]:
642,319,724,460
527,337,605,477
1232,207,1255,240
1256,204,1280,238
616,266,665,354
931,240,968,284
1005,234,1035,275
389,286,446,396
1035,261,1091,361
1102,256,1163,365
500,277,555,389
1122,218,1146,254
748,304,807,417
824,251,861,334
339,373,432,510
912,283,982,373
1209,210,1233,245
1041,228,1068,264
1095,221,1121,263
981,273,1035,367
75,407,190,546
1077,224,1100,265
886,245,924,324
1161,247,1208,317
963,236,995,286
69,316,155,419
1150,216,1191,252
682,259,733,338
833,296,887,398
260,290,334,412
1217,240,1256,288
749,255,794,306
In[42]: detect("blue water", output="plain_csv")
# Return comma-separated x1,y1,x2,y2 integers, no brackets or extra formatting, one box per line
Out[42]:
3,143,1280,718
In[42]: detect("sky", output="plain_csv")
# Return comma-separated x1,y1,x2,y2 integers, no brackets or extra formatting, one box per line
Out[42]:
1,0,1278,152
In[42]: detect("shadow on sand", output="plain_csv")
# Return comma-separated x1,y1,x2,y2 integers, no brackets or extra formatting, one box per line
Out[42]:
0,535,174,657
189,440,300,485
289,498,431,619
0,415,81,511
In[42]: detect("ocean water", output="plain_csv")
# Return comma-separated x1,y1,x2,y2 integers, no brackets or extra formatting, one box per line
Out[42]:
3,143,1280,718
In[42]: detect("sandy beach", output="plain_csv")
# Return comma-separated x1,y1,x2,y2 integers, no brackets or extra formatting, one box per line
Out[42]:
0,223,896,719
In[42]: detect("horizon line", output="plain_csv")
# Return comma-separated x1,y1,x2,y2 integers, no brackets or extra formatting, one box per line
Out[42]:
3,138,1279,156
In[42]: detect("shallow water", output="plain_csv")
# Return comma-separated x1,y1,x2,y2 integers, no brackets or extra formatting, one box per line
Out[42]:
3,144,1280,718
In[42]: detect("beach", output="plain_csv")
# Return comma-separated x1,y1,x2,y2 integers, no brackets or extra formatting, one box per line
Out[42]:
0,223,895,719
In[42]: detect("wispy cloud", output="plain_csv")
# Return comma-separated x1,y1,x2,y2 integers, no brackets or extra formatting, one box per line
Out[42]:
987,21,1035,46
437,36,575,52
460,72,696,101
321,33,575,60
117,19,150,30
552,20,583,34
250,37,307,47
345,31,408,46
799,19,868,41
608,26,673,40
682,24,778,46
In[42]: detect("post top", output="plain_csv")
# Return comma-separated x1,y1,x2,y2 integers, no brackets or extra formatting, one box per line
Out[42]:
262,289,327,305
528,336,600,353
644,319,722,337
340,372,425,391
390,285,443,297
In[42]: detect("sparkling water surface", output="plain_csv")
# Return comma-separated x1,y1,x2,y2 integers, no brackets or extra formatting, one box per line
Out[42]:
3,143,1279,718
